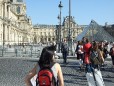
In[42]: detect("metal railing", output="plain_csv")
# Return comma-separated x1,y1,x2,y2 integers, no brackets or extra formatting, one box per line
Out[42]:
0,44,46,58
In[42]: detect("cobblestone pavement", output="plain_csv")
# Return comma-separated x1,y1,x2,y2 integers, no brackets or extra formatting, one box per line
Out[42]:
0,57,114,86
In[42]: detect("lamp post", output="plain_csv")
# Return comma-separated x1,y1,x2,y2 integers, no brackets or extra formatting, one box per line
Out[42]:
58,1,63,52
68,0,72,55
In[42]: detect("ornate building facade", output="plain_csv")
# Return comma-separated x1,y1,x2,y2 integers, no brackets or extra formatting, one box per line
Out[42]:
103,23,114,38
0,0,33,46
33,16,85,44
61,16,84,42
33,24,56,44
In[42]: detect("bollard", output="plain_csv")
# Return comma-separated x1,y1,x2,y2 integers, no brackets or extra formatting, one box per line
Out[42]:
15,48,17,57
30,46,32,57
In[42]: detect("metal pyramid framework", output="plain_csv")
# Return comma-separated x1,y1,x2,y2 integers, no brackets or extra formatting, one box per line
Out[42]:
76,20,114,42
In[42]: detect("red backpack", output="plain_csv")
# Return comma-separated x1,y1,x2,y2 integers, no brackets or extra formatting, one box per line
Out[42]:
36,63,57,86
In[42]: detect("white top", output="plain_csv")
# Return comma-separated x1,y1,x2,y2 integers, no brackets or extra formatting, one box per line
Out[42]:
78,45,84,54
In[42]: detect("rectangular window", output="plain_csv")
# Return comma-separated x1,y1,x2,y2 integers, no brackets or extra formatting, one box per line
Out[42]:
17,0,23,2
52,38,54,41
48,38,50,41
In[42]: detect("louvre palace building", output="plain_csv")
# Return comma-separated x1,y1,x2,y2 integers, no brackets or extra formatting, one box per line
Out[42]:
0,0,85,45
0,0,33,46
0,0,114,46
33,16,85,44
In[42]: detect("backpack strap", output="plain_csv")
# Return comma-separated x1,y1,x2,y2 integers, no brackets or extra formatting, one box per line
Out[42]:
49,62,57,86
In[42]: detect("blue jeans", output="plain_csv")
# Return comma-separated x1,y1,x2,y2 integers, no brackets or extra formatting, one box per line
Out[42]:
86,64,93,73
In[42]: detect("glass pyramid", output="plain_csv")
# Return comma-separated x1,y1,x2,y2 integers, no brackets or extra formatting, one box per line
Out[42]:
76,20,114,42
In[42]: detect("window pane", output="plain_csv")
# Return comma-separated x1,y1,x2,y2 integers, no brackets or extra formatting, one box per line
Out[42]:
17,6,20,14
17,0,23,2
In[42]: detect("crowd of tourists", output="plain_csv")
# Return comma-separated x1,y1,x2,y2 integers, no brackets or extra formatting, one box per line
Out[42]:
74,37,114,86
25,37,114,86
75,37,114,70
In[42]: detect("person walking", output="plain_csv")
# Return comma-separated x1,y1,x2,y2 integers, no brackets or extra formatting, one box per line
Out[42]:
87,41,105,86
83,38,92,72
75,41,84,69
25,46,64,86
61,39,69,64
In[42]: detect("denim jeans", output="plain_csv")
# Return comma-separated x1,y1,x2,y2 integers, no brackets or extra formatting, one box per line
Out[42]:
86,64,93,73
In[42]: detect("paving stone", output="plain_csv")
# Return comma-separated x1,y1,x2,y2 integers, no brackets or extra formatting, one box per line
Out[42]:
0,58,114,86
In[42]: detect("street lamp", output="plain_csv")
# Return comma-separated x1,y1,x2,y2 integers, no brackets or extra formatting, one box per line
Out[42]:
68,0,72,55
58,1,63,52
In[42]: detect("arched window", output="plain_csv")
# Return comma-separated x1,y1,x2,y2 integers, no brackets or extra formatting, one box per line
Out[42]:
17,6,20,14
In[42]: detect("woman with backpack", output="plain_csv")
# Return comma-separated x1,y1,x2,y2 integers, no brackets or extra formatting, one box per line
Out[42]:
86,41,105,86
76,40,84,69
90,41,105,86
25,46,64,86
90,41,104,69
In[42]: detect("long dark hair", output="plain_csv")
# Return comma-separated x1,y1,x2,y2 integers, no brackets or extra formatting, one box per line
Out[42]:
92,41,98,51
38,46,55,67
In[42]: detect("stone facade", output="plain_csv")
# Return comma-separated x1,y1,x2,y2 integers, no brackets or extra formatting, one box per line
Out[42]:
0,0,90,45
0,0,33,46
61,16,84,42
103,24,114,38
1,0,113,45
33,24,56,44
33,16,85,44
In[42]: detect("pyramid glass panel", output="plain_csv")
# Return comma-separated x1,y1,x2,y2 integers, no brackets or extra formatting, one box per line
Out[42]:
76,20,114,42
